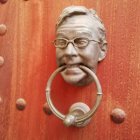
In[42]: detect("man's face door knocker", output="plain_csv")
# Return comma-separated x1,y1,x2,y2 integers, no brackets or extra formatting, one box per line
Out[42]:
46,6,107,127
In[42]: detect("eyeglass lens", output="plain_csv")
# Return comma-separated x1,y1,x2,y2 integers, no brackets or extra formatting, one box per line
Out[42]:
54,38,89,48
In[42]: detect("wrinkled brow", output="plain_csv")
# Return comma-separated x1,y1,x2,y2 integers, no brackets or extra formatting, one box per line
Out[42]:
56,31,92,39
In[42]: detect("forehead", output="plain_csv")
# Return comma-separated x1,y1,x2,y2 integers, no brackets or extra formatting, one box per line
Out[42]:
56,15,99,39
56,27,93,38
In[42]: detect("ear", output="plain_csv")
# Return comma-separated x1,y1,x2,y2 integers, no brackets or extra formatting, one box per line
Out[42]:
98,42,107,62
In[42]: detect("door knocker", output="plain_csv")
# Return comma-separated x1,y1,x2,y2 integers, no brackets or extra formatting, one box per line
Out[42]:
45,6,107,127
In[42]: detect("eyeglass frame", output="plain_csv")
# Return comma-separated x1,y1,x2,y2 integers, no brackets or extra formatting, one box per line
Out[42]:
53,37,100,49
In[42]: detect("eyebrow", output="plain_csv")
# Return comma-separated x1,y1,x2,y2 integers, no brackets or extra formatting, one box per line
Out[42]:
56,31,93,38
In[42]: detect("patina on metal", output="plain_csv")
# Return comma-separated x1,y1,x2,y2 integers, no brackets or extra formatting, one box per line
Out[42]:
54,6,107,86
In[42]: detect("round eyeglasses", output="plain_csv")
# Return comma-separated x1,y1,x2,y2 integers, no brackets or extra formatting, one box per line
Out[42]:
53,37,100,49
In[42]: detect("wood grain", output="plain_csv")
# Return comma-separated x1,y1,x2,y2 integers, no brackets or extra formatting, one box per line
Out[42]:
0,0,140,140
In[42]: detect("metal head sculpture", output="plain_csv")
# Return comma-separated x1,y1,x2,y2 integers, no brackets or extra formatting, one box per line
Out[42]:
46,6,107,127
54,6,107,86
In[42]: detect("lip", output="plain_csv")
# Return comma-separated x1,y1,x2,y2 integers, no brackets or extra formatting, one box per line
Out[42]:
61,64,84,75
66,64,80,68
59,63,83,67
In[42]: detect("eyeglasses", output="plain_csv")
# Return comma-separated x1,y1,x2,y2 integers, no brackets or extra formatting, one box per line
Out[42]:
53,37,100,49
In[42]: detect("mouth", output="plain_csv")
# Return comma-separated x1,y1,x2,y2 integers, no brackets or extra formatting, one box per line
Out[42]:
59,63,85,68
59,63,89,76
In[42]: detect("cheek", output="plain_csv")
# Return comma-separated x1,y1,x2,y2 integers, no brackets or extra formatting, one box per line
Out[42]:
56,49,61,64
80,45,100,63
56,49,62,59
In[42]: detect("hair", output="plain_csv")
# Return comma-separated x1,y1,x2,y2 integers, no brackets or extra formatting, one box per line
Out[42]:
56,6,107,53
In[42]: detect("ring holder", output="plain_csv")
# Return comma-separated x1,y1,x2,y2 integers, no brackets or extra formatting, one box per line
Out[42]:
45,65,102,127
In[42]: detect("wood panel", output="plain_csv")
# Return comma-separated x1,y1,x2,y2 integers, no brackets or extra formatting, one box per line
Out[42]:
0,0,140,140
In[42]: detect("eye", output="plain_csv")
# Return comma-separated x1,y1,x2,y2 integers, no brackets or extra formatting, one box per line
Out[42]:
74,38,88,47
54,39,67,48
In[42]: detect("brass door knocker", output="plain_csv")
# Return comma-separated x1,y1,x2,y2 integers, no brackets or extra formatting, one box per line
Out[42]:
45,6,107,127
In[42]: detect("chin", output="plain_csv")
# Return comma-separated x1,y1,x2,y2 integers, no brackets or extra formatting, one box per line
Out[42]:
62,76,83,86
61,70,85,85
61,72,94,86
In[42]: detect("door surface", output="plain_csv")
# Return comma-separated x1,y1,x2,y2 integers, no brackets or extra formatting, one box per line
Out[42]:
0,0,140,140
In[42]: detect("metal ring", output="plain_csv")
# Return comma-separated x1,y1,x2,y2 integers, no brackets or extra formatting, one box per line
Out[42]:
45,65,102,124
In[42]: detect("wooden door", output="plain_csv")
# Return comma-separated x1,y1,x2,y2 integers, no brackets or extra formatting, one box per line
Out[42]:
0,0,140,140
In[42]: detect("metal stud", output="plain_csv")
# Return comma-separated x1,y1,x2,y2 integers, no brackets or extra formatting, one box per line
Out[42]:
0,97,3,104
0,56,4,67
0,0,8,4
0,24,7,36
16,98,27,111
43,102,52,115
111,108,126,124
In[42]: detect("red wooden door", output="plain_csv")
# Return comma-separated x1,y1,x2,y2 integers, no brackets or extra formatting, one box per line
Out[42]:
0,0,140,140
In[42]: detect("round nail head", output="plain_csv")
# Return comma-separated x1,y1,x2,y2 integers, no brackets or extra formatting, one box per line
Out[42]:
43,102,52,115
111,108,126,124
0,0,8,4
0,56,4,66
0,24,7,35
0,97,3,104
16,98,26,110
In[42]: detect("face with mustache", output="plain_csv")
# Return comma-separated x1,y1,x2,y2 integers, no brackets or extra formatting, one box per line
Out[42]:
55,15,106,86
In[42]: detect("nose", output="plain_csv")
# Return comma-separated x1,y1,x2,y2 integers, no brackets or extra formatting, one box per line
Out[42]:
64,42,78,56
